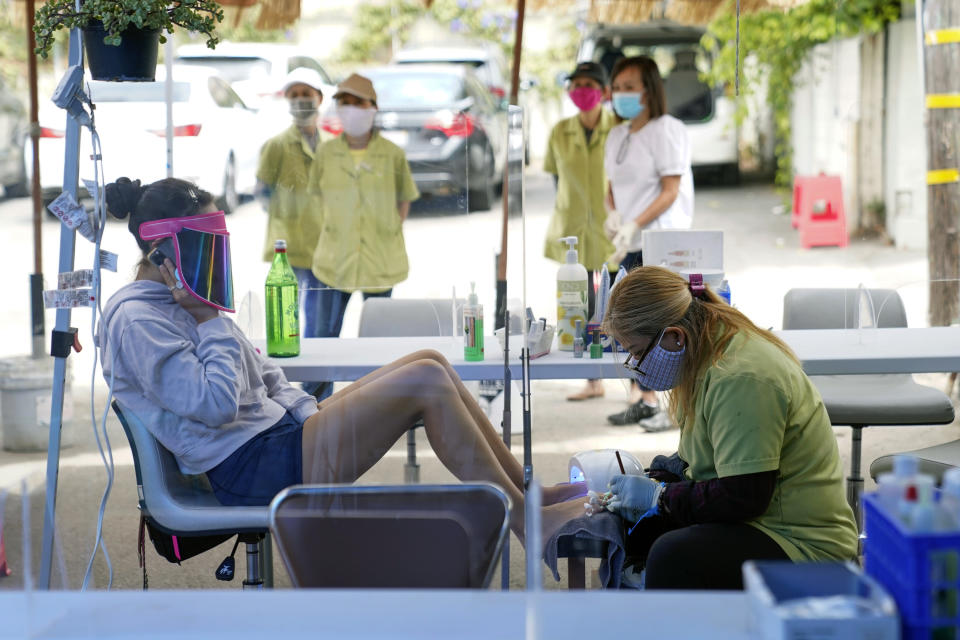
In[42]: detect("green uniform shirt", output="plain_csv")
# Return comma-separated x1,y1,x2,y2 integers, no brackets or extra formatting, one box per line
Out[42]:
678,331,859,562
542,109,618,271
309,133,420,293
257,125,328,268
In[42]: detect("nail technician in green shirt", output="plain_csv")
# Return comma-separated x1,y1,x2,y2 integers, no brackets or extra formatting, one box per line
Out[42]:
601,266,858,590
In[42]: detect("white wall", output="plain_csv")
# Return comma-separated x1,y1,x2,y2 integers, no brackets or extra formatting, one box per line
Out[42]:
790,37,862,223
883,18,928,251
789,20,929,251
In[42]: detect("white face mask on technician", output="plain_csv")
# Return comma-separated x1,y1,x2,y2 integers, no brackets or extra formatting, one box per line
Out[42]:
339,105,376,137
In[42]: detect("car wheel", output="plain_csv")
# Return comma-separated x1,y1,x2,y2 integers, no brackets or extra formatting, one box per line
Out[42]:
468,148,496,212
217,155,239,214
722,163,740,186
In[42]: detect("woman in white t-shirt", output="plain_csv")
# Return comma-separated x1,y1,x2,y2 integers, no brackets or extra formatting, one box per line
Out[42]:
604,55,694,432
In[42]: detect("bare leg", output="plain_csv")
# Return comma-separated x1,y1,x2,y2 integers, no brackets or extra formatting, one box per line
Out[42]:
312,349,577,506
320,350,527,491
302,358,529,535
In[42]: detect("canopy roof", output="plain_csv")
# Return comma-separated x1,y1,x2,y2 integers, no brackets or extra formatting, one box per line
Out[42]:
527,0,805,25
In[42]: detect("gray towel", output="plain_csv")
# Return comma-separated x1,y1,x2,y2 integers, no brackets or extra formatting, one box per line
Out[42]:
543,512,627,588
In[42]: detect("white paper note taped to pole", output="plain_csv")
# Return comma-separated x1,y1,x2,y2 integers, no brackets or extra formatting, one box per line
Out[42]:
43,289,95,309
58,269,94,290
47,191,96,242
99,250,118,272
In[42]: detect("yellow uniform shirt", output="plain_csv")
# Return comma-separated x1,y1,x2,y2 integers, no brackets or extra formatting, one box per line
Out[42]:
542,108,618,271
257,125,328,268
309,133,420,293
678,331,859,562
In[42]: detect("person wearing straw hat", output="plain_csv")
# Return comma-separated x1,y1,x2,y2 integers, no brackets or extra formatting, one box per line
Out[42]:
599,266,857,589
544,61,618,402
306,73,419,401
256,66,330,349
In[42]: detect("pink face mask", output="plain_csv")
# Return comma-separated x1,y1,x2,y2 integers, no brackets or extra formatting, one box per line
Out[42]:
569,86,604,112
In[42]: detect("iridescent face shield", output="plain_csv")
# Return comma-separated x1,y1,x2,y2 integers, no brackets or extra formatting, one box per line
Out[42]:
139,211,235,312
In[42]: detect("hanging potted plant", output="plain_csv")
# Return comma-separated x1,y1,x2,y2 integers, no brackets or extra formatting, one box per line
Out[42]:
34,0,224,82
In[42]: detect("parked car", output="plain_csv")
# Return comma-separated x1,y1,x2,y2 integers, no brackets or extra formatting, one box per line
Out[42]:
0,76,28,197
26,65,266,211
577,21,740,183
392,43,533,165
358,64,508,212
175,41,337,111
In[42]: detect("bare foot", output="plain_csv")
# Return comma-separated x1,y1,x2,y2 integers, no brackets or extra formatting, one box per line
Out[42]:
567,380,605,401
542,481,588,506
541,500,589,545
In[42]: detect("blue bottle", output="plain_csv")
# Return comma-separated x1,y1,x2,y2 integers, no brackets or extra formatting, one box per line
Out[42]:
717,279,731,305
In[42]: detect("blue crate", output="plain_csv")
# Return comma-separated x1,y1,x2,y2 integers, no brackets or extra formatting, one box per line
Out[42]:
862,493,960,639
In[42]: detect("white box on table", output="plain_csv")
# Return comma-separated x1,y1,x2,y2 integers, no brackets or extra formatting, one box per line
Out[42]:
641,229,723,273
743,561,898,640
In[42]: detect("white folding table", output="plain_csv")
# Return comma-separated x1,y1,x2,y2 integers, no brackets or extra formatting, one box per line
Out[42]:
268,327,960,380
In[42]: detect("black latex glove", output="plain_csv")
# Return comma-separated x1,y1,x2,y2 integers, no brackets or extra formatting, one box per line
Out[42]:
648,452,688,483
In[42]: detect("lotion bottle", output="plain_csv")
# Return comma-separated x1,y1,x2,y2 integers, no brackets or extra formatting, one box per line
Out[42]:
557,236,588,352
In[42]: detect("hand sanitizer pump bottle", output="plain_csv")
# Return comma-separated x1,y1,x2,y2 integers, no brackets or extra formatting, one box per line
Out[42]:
557,236,588,352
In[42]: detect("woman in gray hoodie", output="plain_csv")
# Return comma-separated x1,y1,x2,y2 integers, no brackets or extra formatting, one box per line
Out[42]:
99,177,584,542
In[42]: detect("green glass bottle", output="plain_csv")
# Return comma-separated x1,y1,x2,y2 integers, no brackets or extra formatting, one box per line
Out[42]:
265,239,300,357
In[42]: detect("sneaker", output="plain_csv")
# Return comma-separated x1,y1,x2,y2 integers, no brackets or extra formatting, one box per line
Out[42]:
607,401,658,426
638,411,677,433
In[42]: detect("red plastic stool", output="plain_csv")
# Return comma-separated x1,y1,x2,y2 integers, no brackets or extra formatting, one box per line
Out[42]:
796,174,848,249
791,175,811,229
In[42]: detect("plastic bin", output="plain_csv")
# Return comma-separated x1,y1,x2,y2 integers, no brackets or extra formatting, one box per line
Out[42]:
863,492,960,639
743,560,898,640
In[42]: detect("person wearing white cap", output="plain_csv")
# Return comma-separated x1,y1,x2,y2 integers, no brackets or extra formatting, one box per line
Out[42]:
257,67,330,396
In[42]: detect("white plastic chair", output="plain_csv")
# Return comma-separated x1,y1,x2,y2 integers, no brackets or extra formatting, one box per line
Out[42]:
113,401,272,588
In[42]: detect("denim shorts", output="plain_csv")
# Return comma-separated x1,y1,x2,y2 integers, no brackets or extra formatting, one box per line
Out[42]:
206,411,303,506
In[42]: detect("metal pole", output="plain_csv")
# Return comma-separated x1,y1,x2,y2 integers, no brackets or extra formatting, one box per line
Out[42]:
165,38,174,177
500,310,511,590
27,0,44,358
495,0,527,329
38,28,83,590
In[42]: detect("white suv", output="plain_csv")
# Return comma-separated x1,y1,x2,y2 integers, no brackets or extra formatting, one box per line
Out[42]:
576,21,739,184
175,42,337,111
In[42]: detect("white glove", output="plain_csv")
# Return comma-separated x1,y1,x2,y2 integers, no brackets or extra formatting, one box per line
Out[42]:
612,223,637,252
604,210,621,241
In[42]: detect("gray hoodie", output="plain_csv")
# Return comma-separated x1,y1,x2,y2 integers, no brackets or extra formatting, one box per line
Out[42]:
99,280,318,475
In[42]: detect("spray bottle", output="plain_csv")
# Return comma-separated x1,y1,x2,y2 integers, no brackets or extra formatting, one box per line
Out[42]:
557,236,588,351
463,282,484,361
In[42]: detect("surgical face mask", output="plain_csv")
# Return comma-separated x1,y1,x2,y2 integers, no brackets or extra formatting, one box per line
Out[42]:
289,98,318,126
612,92,645,120
339,104,376,137
139,211,235,312
624,343,685,391
569,86,603,112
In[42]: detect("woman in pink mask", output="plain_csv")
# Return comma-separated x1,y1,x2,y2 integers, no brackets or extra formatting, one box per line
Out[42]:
543,61,618,402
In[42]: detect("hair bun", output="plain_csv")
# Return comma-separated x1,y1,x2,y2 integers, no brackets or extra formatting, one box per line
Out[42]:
104,177,144,220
